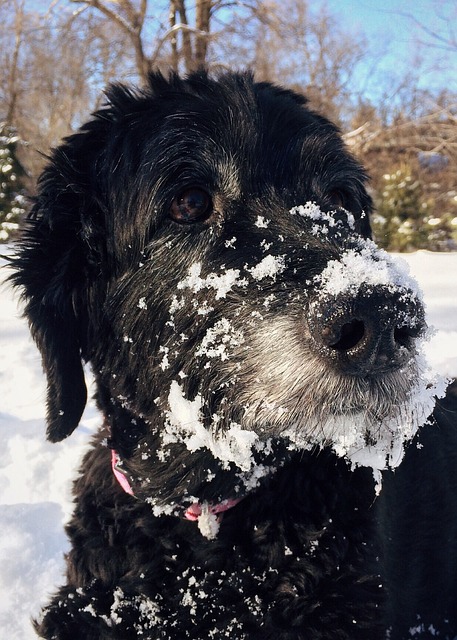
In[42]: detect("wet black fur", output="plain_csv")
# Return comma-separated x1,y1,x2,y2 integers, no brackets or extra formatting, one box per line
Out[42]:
9,71,457,639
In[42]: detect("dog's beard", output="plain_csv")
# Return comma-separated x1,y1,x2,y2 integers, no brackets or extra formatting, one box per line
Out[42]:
153,312,446,498
228,317,446,477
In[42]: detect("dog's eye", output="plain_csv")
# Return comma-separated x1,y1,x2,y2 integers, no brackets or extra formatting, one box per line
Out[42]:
170,188,212,224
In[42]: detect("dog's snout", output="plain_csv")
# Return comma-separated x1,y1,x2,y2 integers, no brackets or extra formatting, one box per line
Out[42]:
309,286,426,376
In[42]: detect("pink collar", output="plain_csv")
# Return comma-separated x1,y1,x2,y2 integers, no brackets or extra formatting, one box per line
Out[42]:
184,497,243,521
111,449,243,523
111,449,135,496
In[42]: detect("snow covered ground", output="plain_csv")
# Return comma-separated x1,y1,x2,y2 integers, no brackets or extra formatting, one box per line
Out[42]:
0,249,456,639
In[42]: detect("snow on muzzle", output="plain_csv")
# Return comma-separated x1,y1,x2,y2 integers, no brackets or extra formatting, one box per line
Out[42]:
286,238,449,485
307,241,426,377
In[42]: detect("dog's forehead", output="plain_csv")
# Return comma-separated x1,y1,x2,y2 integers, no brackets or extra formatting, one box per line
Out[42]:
117,76,332,163
123,76,349,197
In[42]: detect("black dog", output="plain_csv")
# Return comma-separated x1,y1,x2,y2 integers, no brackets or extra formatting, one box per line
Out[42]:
11,71,457,639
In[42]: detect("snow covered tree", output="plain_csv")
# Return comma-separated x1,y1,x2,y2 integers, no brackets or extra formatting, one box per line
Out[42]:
0,124,27,242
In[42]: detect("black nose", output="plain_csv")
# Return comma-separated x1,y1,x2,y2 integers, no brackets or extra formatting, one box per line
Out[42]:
308,285,426,376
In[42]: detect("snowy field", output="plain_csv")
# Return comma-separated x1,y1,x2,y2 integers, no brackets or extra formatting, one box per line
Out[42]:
0,249,456,639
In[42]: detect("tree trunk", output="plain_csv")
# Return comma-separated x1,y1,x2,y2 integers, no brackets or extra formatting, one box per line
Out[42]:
174,0,193,73
195,0,211,69
6,0,25,126
169,0,179,72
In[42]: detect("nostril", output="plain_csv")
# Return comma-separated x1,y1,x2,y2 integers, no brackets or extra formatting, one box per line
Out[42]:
326,319,366,351
394,324,422,347
394,326,411,347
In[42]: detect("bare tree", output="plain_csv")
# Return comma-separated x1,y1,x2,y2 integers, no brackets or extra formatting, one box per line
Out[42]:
1,0,26,125
0,5,133,178
70,0,150,80
243,0,368,126
5,0,25,124
69,0,216,80
397,2,457,53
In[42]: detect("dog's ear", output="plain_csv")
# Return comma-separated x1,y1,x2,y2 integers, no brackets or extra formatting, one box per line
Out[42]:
10,118,111,442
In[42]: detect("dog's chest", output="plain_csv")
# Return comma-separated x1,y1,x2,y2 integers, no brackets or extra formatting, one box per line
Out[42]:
91,455,384,638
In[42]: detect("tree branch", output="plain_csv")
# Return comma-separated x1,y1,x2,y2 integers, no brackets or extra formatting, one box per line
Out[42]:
69,0,136,36
149,22,208,68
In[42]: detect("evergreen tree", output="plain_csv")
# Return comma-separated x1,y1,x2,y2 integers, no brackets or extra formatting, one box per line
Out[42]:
372,165,453,251
0,124,27,242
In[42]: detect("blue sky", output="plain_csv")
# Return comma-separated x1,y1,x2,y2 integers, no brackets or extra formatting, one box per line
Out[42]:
28,0,456,101
316,0,457,98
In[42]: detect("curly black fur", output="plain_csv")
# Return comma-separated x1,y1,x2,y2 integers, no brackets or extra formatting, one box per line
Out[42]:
9,70,457,639
35,444,383,639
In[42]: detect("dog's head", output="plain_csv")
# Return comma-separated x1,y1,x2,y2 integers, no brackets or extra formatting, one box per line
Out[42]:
11,71,442,507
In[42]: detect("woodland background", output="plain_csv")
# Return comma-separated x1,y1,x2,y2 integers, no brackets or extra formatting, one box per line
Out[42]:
1,0,457,250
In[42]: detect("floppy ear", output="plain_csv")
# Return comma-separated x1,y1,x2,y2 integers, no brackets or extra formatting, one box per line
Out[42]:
10,120,110,442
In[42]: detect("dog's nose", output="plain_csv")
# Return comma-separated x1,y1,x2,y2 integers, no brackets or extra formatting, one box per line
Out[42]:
308,285,426,376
